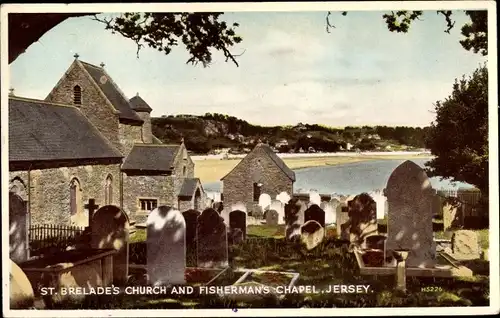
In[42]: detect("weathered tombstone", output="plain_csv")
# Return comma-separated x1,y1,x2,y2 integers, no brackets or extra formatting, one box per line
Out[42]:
285,198,306,240
197,208,228,268
300,220,325,250
370,191,387,220
309,192,321,206
258,193,272,211
9,193,29,263
385,160,435,268
336,202,350,240
266,209,279,226
269,199,285,224
229,210,247,240
320,200,336,225
276,191,291,204
443,198,462,231
147,206,186,285
10,260,34,309
451,230,481,260
348,193,378,247
90,205,130,285
304,204,325,227
182,209,200,266
230,228,244,244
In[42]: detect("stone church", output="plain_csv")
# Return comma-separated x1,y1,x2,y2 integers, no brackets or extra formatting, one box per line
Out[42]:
8,55,206,226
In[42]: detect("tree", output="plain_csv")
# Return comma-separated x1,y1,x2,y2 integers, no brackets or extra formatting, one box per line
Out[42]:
424,65,488,195
327,10,488,56
8,12,243,65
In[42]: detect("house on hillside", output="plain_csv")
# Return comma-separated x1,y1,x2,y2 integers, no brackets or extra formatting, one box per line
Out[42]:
221,143,295,213
8,55,206,226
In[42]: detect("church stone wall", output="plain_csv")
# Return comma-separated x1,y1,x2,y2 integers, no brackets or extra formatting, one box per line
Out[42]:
9,163,121,226
119,123,144,156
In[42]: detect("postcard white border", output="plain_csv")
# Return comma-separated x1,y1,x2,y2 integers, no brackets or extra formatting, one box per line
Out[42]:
1,1,498,317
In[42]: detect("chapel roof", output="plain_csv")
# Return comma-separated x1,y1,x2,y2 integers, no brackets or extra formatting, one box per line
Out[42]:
8,97,123,162
79,61,143,124
129,94,153,113
178,178,203,198
121,144,180,172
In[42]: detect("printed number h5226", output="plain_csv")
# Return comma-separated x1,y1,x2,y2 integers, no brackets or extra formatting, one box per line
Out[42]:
421,286,443,292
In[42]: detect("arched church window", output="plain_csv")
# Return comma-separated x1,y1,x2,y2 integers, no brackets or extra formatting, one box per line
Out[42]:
105,174,113,205
70,178,82,215
73,85,82,105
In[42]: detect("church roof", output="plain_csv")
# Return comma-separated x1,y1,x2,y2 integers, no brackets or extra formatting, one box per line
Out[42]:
79,61,143,124
221,143,296,181
178,178,202,198
129,94,153,113
121,144,180,172
8,97,123,162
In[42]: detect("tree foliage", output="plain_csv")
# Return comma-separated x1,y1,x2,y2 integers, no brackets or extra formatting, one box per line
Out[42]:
424,65,488,193
91,13,243,67
328,10,488,56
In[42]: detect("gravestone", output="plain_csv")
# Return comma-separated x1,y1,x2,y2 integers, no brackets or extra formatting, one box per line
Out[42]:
285,198,306,240
147,206,186,285
320,200,337,224
266,209,279,226
9,193,29,263
258,193,272,211
336,202,350,240
10,260,34,309
229,210,247,240
443,199,462,231
385,160,435,268
370,191,387,220
276,191,291,204
304,204,326,227
300,220,325,250
90,205,130,285
230,228,244,244
348,193,378,247
309,192,321,206
197,208,228,268
451,230,481,260
183,209,200,266
269,199,285,224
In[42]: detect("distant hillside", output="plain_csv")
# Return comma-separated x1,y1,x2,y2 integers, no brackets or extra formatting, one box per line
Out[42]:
151,113,431,155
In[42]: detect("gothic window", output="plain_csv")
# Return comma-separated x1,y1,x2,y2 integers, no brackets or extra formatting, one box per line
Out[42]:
70,178,82,216
105,175,113,205
73,85,82,105
194,188,201,210
183,166,187,177
253,183,261,202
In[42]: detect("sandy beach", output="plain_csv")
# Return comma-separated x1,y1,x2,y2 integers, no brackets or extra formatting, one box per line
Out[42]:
193,152,434,184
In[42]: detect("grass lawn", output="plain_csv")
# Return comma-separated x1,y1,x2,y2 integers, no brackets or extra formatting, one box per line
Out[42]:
68,224,490,309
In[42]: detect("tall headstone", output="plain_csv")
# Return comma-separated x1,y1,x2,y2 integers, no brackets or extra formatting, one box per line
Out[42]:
348,193,378,247
385,160,435,268
90,205,130,285
9,193,29,263
309,192,321,206
229,210,247,240
304,204,326,227
370,191,387,220
269,199,285,224
182,209,200,266
300,220,325,250
443,198,462,231
285,198,306,240
336,201,350,240
276,191,291,205
197,208,228,268
258,193,272,211
322,199,338,225
147,206,186,285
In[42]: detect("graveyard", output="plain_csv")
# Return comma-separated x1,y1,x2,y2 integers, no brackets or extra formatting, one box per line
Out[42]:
9,160,490,309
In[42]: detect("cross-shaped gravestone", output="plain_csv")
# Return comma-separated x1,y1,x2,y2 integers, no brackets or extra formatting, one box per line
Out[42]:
85,199,99,231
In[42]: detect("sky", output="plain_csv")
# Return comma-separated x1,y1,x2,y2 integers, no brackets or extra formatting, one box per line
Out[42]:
9,9,487,127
